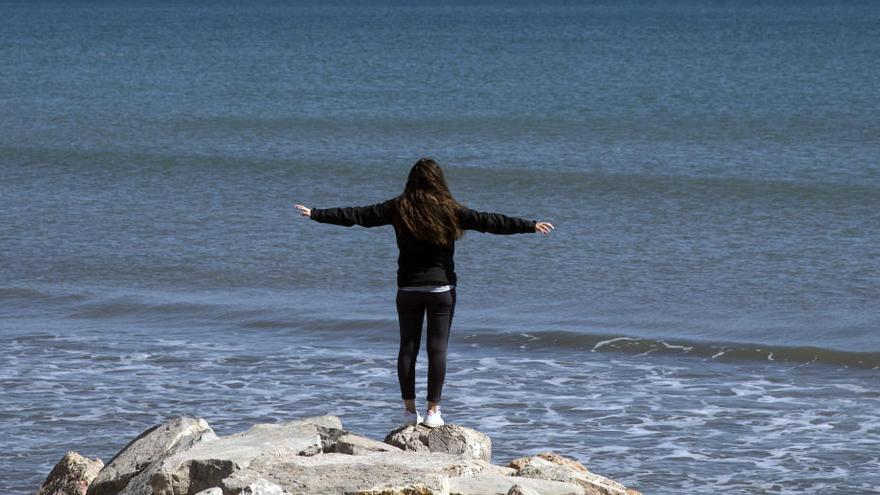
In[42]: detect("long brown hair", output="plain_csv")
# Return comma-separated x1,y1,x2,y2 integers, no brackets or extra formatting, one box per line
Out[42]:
393,158,464,247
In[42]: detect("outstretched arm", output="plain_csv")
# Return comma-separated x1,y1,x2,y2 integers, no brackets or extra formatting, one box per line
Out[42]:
295,200,394,228
458,207,554,235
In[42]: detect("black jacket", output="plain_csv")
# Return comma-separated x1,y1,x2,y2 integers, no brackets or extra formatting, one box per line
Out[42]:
310,198,537,287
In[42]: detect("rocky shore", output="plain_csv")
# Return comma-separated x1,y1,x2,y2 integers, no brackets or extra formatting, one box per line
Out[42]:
36,415,641,495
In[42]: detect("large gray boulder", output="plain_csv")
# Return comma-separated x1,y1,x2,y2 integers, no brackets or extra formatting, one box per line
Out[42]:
37,451,104,495
87,417,215,495
384,425,491,462
427,425,491,463
149,420,325,495
506,454,638,495
221,451,497,495
383,425,431,453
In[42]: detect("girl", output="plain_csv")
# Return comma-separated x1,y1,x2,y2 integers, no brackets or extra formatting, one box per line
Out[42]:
295,158,553,427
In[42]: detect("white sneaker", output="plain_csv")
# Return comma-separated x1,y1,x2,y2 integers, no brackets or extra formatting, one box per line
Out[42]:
422,408,444,428
403,409,423,426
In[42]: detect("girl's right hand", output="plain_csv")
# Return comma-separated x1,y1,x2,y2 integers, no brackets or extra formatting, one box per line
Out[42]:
535,221,554,235
294,204,312,217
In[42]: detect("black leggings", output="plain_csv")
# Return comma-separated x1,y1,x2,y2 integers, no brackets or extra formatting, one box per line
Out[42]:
395,288,456,403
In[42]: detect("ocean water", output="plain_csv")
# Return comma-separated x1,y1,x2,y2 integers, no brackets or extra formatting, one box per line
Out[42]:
1,1,878,494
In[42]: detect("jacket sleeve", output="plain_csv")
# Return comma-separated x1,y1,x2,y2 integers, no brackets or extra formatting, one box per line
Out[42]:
458,207,537,234
310,199,394,228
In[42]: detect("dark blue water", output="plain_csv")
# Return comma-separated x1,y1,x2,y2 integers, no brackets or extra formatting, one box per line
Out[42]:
1,1,878,494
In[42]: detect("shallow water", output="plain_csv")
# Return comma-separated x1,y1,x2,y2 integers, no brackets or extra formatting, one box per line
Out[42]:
3,314,879,494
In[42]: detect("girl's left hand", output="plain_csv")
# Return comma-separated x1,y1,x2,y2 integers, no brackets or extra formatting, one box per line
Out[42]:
294,204,312,217
535,221,555,235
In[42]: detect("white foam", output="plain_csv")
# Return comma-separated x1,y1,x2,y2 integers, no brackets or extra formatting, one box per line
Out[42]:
655,440,712,461
545,376,571,387
659,340,693,352
834,383,871,393
592,337,638,352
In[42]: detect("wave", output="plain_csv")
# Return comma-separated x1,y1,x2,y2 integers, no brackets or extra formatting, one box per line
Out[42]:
5,286,878,369
69,300,213,320
3,144,878,197
460,330,880,370
0,287,88,304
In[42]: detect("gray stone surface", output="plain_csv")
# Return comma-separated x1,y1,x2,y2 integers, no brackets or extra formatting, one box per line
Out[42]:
87,417,214,495
427,425,491,463
149,422,322,495
383,425,431,453
222,451,492,495
290,415,343,430
507,484,541,495
38,451,104,495
240,478,286,495
345,481,447,495
507,456,631,495
509,452,590,474
192,489,222,495
334,433,402,455
483,464,517,477
448,473,585,495
384,424,491,462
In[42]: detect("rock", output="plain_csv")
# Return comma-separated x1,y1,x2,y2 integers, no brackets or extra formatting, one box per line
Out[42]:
533,452,590,474
40,415,638,495
427,425,491,463
222,451,493,495
507,484,540,495
87,417,215,495
37,451,104,495
297,443,323,457
334,433,402,455
383,425,431,453
506,455,631,495
448,472,584,495
240,478,286,495
287,420,398,456
346,480,447,495
292,415,343,430
149,421,322,495
477,463,517,478
384,425,491,462
314,426,348,454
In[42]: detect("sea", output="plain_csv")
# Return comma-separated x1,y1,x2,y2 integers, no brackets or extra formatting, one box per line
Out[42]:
1,1,878,494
